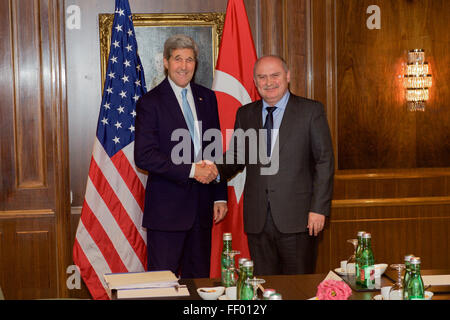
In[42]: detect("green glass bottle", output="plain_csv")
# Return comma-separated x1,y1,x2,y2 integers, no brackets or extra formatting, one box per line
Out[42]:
239,260,254,300
407,257,425,300
358,232,375,288
402,254,414,300
221,233,233,287
355,231,366,284
236,257,248,300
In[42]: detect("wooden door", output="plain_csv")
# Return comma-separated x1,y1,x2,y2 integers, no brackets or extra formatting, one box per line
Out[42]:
0,0,70,299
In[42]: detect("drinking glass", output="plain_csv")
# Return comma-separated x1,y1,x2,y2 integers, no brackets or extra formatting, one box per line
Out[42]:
245,277,266,300
389,264,405,300
346,239,358,275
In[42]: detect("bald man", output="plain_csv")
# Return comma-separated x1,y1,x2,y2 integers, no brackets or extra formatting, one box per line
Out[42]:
216,55,334,275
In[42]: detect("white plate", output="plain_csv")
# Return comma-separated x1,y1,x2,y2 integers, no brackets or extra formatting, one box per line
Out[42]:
334,268,354,276
373,291,433,300
374,263,388,276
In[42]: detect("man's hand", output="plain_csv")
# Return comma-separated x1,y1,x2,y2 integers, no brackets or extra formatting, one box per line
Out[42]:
213,202,228,223
307,212,326,236
194,160,218,184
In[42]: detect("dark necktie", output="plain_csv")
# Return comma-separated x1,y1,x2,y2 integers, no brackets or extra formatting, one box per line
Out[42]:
263,106,277,157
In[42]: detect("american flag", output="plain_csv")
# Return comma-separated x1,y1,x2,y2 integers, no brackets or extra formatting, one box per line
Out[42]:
73,0,148,300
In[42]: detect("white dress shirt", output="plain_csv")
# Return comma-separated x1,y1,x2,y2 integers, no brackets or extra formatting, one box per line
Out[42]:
167,77,201,179
167,77,226,204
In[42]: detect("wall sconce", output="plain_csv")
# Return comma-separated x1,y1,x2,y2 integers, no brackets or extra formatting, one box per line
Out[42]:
403,49,432,112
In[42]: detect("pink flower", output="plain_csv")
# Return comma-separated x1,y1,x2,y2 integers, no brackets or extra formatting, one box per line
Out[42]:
316,280,352,300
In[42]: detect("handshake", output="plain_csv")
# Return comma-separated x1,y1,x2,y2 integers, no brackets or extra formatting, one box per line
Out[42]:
194,160,219,184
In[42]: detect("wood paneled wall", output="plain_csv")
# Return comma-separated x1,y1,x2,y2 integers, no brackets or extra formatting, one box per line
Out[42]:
335,0,450,170
310,0,450,273
258,0,308,97
0,0,70,299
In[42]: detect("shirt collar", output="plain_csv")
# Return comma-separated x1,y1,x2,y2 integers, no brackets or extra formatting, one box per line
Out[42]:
262,91,290,111
167,76,192,97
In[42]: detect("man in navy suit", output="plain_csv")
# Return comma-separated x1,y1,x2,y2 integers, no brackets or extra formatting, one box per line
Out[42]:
134,34,228,278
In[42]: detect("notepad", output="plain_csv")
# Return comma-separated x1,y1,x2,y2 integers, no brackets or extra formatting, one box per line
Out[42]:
111,285,190,299
104,270,179,289
324,270,344,282
104,270,191,299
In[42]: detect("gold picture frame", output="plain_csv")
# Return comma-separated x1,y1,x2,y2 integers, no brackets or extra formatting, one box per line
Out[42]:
99,13,225,91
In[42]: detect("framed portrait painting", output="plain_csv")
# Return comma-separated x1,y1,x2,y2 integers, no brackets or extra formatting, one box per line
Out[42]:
99,13,225,91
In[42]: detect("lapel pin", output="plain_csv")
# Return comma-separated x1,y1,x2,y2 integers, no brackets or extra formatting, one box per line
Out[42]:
198,97,203,101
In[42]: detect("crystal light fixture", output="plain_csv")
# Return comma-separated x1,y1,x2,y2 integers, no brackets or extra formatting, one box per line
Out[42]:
403,49,432,112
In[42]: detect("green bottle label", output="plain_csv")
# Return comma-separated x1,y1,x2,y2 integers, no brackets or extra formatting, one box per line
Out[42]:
359,265,375,287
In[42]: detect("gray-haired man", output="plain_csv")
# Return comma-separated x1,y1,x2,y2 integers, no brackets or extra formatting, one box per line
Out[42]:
134,34,228,278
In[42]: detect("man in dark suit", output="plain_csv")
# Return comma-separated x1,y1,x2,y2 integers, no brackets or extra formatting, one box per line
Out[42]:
134,34,228,278
215,55,334,275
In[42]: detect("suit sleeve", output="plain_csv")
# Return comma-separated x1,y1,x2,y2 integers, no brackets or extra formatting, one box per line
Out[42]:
216,107,246,182
309,102,335,216
209,92,228,202
134,94,191,183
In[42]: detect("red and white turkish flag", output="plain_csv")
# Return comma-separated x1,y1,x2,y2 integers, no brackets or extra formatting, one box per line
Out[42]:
210,0,260,278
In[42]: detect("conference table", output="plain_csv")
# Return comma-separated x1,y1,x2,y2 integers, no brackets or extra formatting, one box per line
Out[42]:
180,269,450,300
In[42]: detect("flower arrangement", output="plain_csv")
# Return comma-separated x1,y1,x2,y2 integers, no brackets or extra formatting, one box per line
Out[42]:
316,279,352,300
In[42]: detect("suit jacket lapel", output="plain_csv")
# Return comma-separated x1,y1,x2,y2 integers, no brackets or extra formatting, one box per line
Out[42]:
255,100,264,129
190,83,208,152
277,94,298,153
160,78,189,131
190,82,204,123
252,101,268,159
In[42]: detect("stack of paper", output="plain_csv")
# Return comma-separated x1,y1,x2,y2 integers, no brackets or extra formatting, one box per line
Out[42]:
104,270,190,299
324,270,344,282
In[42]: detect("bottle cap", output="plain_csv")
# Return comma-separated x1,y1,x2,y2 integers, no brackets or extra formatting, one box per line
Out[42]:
238,258,248,266
357,231,366,237
243,260,254,268
223,232,232,241
269,293,282,300
404,254,415,262
410,257,421,264
362,232,371,238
